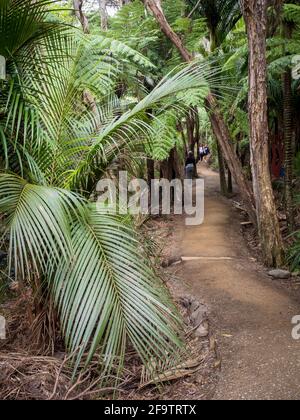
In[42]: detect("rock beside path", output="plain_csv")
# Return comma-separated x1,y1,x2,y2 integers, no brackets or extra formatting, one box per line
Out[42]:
268,269,291,280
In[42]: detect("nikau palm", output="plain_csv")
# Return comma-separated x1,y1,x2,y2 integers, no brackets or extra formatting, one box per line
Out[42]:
0,0,220,379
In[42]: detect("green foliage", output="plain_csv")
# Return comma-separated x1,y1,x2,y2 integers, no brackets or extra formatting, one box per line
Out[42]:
0,0,220,380
187,0,242,48
288,231,300,270
107,0,161,65
147,111,178,160
0,174,182,376
283,3,300,26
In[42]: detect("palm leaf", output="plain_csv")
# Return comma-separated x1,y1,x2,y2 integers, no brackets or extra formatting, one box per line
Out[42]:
0,174,82,279
52,204,182,376
0,174,183,378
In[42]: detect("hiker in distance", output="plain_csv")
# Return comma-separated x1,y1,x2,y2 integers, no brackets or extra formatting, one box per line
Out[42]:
185,150,197,179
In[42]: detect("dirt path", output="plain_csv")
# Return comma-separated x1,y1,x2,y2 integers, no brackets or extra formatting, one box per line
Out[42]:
181,164,300,400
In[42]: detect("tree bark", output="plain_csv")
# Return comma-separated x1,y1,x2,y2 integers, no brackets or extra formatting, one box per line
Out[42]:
242,0,283,266
283,24,295,231
73,0,90,34
186,110,196,152
143,0,193,62
177,120,189,155
160,147,183,181
217,142,228,196
227,168,233,194
99,0,108,31
206,93,256,220
283,67,295,230
147,158,155,197
142,0,256,222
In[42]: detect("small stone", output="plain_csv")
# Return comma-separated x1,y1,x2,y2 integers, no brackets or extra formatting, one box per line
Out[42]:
268,269,291,280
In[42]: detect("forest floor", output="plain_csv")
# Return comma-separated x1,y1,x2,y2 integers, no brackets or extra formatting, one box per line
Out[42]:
162,163,300,400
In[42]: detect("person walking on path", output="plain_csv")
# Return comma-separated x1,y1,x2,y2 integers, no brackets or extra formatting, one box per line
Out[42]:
199,145,205,162
185,151,197,179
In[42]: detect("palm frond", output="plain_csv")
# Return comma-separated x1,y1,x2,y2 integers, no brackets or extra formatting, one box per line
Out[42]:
0,173,183,378
53,204,182,376
0,174,81,279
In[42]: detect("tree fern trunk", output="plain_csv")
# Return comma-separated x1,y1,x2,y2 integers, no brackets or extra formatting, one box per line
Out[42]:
283,26,295,231
242,0,284,267
217,142,228,196
227,168,233,194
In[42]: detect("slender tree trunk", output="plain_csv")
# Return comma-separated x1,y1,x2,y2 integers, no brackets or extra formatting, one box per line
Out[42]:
143,0,193,62
242,0,283,266
283,68,295,230
283,24,295,231
177,120,189,155
160,147,183,181
147,158,155,197
217,146,227,194
205,93,256,221
227,168,233,194
73,0,90,33
186,111,196,152
194,107,200,160
99,0,108,30
217,142,228,196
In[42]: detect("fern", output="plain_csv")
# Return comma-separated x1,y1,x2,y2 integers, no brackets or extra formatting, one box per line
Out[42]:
147,111,178,161
283,3,300,26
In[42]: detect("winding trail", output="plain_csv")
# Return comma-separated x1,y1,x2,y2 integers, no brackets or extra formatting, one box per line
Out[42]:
181,164,300,400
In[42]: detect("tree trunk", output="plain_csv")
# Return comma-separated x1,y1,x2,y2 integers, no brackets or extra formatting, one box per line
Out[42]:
73,0,90,33
186,111,196,152
99,0,108,31
217,142,228,196
147,158,155,188
283,24,295,231
283,68,295,231
142,0,256,223
227,168,233,194
160,147,183,181
194,107,200,159
242,0,283,267
143,0,193,62
205,93,256,220
177,120,189,155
